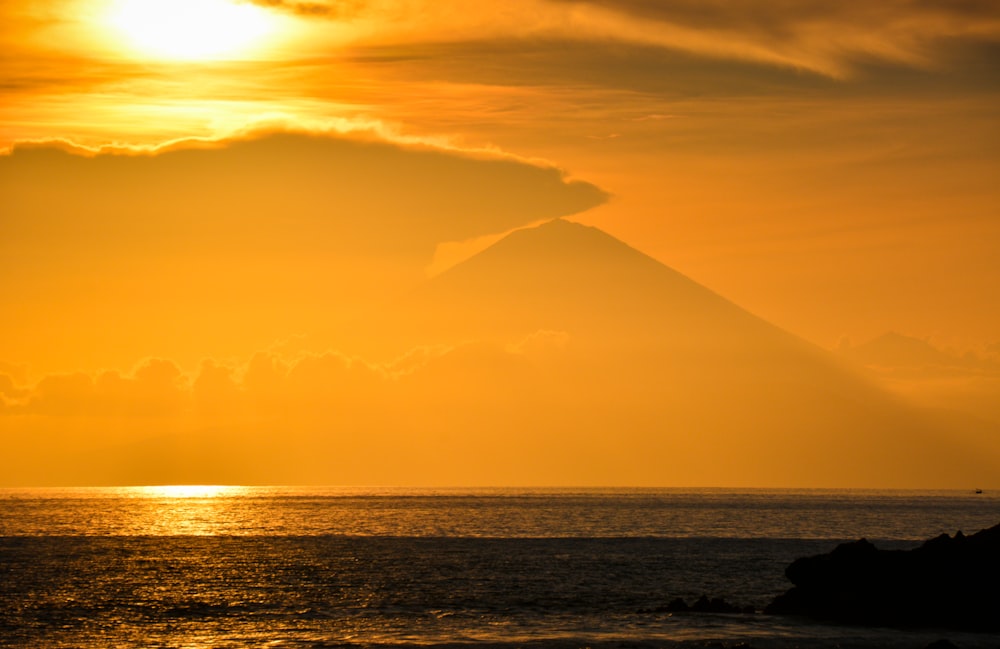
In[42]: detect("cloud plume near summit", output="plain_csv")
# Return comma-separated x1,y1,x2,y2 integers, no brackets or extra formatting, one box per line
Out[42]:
0,129,606,373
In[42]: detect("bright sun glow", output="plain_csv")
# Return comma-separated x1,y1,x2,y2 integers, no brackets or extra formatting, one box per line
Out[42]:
108,0,274,60
134,485,243,499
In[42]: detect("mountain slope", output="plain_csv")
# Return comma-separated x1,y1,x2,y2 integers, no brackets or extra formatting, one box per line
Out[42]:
383,218,1000,487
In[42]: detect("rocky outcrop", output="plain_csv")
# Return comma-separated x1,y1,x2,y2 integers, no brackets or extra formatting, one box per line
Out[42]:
642,595,755,615
765,522,1000,631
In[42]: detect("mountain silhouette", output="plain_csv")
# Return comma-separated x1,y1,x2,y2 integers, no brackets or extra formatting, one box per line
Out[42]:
18,218,993,487
380,218,1000,487
421,217,814,349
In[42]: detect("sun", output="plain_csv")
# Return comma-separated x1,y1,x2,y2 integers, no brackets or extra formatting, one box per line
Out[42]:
107,0,275,60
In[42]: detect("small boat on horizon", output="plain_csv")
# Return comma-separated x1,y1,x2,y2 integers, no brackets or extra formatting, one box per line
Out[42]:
975,488,983,494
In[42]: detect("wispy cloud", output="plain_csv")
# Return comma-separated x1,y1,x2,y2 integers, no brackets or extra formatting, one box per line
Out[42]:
243,0,1000,77
243,0,360,18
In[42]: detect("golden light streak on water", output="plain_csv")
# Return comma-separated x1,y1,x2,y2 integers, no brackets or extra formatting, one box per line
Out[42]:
128,485,246,499
111,485,253,535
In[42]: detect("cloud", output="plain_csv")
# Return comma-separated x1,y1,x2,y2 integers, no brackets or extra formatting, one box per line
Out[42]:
506,329,570,357
26,373,97,417
5,325,999,488
0,374,29,403
842,332,1000,373
192,360,242,415
1,339,537,420
95,359,188,417
840,332,1000,424
245,0,358,18
2,128,605,252
12,359,188,418
0,128,607,372
0,361,29,386
3,326,569,418
248,0,1000,77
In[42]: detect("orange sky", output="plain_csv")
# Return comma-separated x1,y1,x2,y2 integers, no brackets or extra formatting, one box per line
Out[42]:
1,0,999,486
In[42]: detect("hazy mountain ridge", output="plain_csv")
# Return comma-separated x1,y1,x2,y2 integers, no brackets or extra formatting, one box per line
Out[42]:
1,218,997,487
838,331,1000,427
389,218,1000,486
843,332,1000,370
412,219,813,353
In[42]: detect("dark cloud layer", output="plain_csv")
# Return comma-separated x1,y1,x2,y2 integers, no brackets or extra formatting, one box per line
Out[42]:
2,130,606,260
0,129,607,370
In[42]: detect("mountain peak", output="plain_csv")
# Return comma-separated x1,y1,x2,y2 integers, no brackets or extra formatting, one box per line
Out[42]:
425,218,782,348
438,218,736,302
380,220,1000,487
441,218,665,275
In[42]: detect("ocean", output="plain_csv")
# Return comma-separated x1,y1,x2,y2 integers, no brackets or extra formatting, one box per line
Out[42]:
1,487,998,648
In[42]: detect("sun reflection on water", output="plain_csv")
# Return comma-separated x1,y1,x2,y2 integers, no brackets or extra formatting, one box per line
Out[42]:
115,485,252,535
130,485,246,499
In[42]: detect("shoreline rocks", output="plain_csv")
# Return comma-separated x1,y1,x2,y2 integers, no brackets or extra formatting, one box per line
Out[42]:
765,522,1000,632
642,595,756,615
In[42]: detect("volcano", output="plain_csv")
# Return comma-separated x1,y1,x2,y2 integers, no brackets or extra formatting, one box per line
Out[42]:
377,218,1000,487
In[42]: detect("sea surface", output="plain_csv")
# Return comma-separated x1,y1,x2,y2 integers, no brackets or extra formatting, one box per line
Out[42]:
1,487,999,648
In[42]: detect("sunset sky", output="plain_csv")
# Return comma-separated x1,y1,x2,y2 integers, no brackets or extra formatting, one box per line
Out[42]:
2,0,999,487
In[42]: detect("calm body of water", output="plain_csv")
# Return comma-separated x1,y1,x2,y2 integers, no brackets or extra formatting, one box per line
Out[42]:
1,487,999,648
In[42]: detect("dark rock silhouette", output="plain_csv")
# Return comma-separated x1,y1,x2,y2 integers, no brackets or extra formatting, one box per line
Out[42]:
643,595,755,615
765,522,1000,631
666,596,692,612
923,640,960,649
689,595,756,615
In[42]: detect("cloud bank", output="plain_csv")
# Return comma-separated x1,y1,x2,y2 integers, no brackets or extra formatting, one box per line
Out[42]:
0,333,562,418
841,332,1000,425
